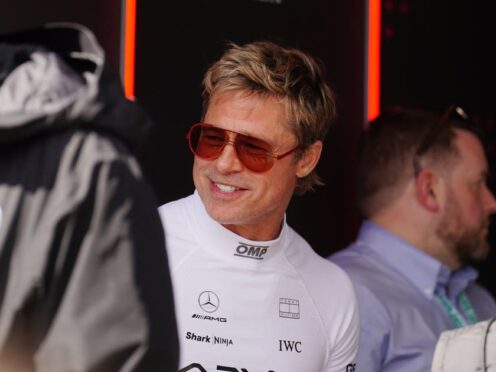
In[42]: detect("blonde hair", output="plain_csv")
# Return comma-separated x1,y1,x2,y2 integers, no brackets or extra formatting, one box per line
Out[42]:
202,41,336,194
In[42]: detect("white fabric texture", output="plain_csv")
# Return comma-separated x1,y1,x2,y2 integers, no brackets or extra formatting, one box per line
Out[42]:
431,317,496,372
159,191,359,372
0,51,83,118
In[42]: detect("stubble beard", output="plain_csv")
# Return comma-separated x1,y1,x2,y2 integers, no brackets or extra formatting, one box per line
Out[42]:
436,194,490,268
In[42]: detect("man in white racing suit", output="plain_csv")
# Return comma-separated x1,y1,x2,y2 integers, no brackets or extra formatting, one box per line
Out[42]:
159,41,359,372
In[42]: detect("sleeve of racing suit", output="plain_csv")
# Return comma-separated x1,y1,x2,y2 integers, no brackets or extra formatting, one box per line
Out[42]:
324,272,360,372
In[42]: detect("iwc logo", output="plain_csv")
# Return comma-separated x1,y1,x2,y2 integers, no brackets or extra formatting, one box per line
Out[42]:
278,339,302,353
198,291,220,313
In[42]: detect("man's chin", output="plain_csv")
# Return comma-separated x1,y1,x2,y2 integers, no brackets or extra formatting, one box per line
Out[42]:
456,240,490,267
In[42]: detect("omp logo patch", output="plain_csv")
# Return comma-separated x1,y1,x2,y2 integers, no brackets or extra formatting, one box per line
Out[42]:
234,242,269,260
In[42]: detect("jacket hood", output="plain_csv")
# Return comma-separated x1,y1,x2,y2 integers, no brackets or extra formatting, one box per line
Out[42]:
0,23,151,149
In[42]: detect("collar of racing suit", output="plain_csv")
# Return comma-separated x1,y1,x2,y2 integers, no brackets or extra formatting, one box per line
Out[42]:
189,190,290,267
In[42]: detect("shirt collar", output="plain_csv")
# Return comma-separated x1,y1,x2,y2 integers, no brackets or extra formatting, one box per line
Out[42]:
357,220,478,299
190,191,287,266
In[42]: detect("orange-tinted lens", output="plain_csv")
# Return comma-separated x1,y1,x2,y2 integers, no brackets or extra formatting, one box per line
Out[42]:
235,134,274,172
189,125,226,159
187,124,275,173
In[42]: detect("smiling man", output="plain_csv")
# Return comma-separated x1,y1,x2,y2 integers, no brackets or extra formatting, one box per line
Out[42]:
159,41,359,371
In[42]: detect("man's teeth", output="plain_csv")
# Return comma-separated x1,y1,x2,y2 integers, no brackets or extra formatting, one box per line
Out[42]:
216,183,238,192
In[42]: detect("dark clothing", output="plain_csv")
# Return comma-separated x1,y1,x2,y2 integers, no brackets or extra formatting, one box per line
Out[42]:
0,24,178,371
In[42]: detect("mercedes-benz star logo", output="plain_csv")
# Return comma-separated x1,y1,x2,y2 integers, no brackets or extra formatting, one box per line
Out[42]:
198,291,220,313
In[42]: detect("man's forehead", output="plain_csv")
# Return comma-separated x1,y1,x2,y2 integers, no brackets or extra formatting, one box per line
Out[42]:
453,128,488,174
206,91,288,124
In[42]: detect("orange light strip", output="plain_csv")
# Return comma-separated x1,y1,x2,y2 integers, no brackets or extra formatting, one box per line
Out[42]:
123,0,136,100
368,0,381,121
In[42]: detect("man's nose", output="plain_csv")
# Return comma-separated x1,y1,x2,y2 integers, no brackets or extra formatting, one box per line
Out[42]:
483,185,496,215
214,140,244,174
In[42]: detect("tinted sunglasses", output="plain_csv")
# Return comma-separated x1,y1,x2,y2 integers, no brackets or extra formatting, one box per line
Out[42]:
413,104,468,176
186,123,300,173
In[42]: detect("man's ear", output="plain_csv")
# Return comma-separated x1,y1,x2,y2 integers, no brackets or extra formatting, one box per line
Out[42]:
414,169,443,213
295,141,323,178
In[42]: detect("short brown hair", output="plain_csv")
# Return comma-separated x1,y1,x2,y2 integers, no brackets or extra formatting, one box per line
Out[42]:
357,106,470,217
202,40,336,194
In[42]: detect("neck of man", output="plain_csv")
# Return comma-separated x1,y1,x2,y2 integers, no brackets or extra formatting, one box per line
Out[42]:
222,220,284,242
370,203,461,271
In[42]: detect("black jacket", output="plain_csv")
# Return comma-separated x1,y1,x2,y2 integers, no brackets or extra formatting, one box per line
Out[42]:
0,23,178,371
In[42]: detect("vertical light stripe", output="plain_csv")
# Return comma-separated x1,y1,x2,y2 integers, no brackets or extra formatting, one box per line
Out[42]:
367,0,381,122
123,0,136,100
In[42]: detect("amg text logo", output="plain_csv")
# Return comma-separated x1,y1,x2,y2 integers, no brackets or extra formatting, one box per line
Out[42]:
192,314,227,322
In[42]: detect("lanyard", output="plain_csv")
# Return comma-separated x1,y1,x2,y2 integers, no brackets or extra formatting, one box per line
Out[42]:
435,288,478,328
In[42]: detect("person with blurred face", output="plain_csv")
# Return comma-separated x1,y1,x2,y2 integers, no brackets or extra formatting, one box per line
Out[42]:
329,106,496,372
159,41,359,372
0,24,178,372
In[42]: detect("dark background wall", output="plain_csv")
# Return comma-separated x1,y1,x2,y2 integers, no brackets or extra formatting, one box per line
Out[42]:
0,0,122,74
